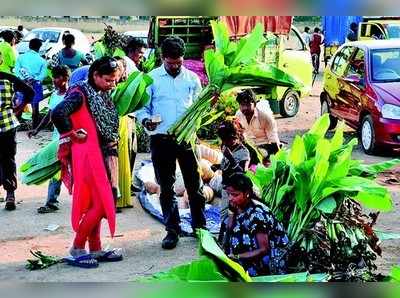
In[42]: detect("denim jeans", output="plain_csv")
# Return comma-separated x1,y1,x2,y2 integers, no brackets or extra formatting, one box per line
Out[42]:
47,178,62,205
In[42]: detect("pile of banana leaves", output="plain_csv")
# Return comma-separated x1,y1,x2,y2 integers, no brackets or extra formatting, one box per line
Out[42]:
92,24,127,59
19,72,152,185
20,140,60,185
168,21,302,145
141,229,328,282
247,114,400,281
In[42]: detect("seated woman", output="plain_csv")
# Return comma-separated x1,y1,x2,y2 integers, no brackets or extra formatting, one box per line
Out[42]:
219,173,290,277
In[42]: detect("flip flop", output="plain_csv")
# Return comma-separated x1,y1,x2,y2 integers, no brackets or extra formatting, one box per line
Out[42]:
63,254,99,268
94,249,123,262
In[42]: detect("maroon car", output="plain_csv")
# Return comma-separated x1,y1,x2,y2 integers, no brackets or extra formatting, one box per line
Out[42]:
321,40,400,154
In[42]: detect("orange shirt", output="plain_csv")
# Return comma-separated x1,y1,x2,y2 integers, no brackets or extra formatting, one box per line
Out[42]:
236,105,280,146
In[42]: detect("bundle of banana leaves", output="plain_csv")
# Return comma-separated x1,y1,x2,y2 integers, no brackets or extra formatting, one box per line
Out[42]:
20,140,60,185
92,24,128,59
26,250,62,270
247,114,400,281
168,21,302,145
111,70,153,116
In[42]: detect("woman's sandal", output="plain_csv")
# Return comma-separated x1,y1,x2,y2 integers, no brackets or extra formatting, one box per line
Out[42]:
63,254,99,269
93,249,123,262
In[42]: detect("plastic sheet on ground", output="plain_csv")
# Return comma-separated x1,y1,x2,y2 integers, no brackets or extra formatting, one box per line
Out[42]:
135,160,221,235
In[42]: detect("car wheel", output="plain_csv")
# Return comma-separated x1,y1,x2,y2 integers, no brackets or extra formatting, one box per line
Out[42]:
280,90,299,118
360,115,377,154
320,98,338,130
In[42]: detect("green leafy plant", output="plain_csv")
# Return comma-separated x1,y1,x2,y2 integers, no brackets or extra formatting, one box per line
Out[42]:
247,114,400,279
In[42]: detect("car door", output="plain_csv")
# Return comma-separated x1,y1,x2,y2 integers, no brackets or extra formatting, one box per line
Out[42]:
324,46,355,120
339,47,367,126
277,26,313,98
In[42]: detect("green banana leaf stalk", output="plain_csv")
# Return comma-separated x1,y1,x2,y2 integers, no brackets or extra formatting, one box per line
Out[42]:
247,114,400,278
168,21,303,145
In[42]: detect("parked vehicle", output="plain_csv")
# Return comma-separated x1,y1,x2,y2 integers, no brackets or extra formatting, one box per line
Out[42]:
148,16,312,118
16,27,91,60
323,16,400,65
320,40,400,154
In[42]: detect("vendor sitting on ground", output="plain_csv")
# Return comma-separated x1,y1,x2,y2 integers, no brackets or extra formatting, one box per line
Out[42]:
235,89,280,165
219,173,289,277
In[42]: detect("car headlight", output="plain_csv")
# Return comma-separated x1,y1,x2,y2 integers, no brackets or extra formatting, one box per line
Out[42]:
381,104,400,120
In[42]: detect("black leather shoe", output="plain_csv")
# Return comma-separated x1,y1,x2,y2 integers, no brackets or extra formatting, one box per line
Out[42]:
5,192,16,211
161,231,179,249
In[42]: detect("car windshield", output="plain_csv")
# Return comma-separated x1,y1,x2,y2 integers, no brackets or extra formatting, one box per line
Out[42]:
371,48,400,82
22,30,61,43
386,24,400,39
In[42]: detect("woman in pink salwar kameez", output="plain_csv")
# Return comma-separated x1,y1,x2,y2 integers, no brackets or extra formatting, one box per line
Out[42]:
52,57,123,267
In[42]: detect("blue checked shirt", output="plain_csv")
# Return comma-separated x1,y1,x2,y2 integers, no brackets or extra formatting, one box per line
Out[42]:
136,65,201,135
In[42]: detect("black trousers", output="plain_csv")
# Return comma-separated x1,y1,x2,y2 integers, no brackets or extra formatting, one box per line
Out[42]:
0,129,17,192
150,134,206,234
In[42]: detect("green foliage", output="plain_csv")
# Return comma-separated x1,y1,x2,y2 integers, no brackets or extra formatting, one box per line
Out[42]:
169,21,303,145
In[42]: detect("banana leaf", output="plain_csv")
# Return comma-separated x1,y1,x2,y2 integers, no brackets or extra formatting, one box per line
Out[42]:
197,229,252,282
20,140,59,173
210,20,230,56
229,23,266,67
143,256,228,282
321,176,393,212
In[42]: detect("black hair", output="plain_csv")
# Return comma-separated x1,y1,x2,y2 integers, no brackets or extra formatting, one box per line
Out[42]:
304,26,310,33
314,27,320,33
217,119,245,142
63,33,75,48
14,31,23,43
51,65,70,78
17,25,23,31
29,38,43,52
0,30,15,43
88,56,119,86
161,36,185,59
125,37,147,55
225,173,254,194
350,22,358,31
236,89,257,105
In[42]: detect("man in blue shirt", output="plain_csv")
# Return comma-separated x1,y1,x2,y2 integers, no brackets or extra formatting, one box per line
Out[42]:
14,38,48,129
136,37,206,249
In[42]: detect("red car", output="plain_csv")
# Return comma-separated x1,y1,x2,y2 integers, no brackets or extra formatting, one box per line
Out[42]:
320,40,400,154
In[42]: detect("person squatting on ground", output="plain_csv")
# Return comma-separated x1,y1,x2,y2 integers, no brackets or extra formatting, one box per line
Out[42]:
51,57,122,267
235,89,281,165
215,119,250,223
219,173,290,277
0,71,34,210
28,65,71,214
136,36,207,249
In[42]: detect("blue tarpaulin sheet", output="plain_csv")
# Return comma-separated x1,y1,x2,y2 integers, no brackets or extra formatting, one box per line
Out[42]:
135,160,221,236
323,16,363,46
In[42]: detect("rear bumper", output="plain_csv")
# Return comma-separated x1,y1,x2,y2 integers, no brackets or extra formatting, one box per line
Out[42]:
375,117,400,148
